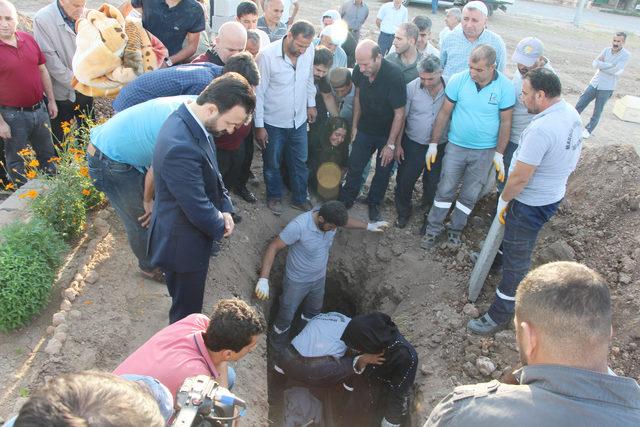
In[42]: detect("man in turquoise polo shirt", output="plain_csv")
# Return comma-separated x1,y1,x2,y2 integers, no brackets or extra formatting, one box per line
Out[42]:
421,44,514,249
86,95,196,281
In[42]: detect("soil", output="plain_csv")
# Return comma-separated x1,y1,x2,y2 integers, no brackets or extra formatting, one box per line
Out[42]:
2,1,640,426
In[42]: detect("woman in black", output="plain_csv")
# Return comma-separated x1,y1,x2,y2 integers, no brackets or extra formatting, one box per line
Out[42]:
308,117,350,201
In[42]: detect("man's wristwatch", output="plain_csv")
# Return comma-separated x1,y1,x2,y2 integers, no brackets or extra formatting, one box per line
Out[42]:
386,144,396,150
164,57,173,67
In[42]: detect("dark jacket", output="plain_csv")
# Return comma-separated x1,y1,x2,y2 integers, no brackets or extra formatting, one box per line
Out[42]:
148,104,233,273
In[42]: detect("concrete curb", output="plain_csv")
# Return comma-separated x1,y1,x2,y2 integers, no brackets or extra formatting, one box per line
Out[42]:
0,180,47,229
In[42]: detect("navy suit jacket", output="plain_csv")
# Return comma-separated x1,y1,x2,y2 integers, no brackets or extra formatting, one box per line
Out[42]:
148,104,233,273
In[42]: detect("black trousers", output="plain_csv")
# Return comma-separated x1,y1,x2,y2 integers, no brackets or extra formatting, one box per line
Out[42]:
217,146,244,190
163,268,209,324
394,136,446,218
238,128,254,188
50,92,93,146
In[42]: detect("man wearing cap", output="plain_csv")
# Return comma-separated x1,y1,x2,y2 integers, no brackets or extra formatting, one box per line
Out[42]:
328,67,356,122
575,31,630,139
439,1,506,79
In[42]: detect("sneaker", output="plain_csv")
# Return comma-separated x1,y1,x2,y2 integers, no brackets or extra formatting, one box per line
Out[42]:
140,268,165,283
420,232,440,250
267,199,283,216
582,129,591,139
368,204,381,222
290,200,312,212
447,230,462,246
467,313,507,336
234,186,257,203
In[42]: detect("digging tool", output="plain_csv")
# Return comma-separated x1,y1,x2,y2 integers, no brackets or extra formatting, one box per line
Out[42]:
468,215,504,302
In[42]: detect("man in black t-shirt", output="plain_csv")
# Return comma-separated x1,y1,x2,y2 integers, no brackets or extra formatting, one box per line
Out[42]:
339,39,406,221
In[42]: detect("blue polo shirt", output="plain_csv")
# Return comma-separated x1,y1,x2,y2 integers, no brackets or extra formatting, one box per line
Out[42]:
91,95,197,172
132,0,205,56
112,63,223,112
446,70,515,149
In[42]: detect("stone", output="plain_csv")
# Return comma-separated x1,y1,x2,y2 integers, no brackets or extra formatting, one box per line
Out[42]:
494,330,516,344
52,312,66,326
53,332,67,343
463,361,480,378
60,299,72,311
420,364,432,376
46,326,55,335
64,287,78,301
476,356,496,376
611,346,621,356
538,240,576,263
462,303,479,318
619,273,632,285
56,323,69,334
69,310,81,320
97,209,111,220
74,273,84,282
464,353,477,364
93,217,108,228
630,197,640,212
84,270,99,284
44,338,62,355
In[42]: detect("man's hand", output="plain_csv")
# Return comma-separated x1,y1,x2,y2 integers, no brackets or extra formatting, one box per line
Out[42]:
255,277,269,300
367,221,389,232
307,107,317,124
497,196,509,225
425,143,438,171
47,100,58,119
380,145,394,167
394,143,404,163
356,352,385,371
222,212,235,237
493,152,505,182
255,127,268,149
0,121,11,140
138,200,153,228
351,128,358,143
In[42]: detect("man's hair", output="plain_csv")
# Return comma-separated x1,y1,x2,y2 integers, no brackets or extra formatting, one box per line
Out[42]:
289,20,315,39
329,67,352,88
314,45,334,67
224,52,260,86
399,22,419,43
318,200,348,226
615,31,627,40
524,68,561,98
236,0,258,17
370,44,382,59
515,262,612,353
197,72,256,114
446,7,462,21
14,371,164,427
246,29,260,46
470,44,496,66
204,298,266,352
418,54,442,74
412,15,432,32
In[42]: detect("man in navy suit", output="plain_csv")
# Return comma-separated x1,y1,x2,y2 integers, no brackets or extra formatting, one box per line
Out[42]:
149,73,256,324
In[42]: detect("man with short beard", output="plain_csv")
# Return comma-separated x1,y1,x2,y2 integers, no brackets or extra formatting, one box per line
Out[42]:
426,262,640,426
258,0,287,43
148,73,256,324
385,22,420,84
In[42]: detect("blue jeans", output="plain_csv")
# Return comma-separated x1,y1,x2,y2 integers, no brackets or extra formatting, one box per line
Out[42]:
432,0,439,14
377,32,394,56
575,84,613,133
487,199,560,324
262,123,309,204
87,149,153,272
340,130,395,207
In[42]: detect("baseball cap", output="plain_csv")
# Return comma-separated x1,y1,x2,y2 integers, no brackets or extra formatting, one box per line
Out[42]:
463,1,489,17
512,37,544,67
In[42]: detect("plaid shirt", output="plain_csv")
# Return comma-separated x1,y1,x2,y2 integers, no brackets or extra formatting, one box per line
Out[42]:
113,63,223,112
440,27,506,79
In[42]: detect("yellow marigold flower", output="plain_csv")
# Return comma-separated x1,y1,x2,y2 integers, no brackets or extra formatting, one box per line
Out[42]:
73,104,80,111
28,159,40,168
47,156,61,163
82,189,91,196
18,148,35,157
5,182,15,190
74,152,83,161
79,166,89,177
26,170,37,179
18,189,38,199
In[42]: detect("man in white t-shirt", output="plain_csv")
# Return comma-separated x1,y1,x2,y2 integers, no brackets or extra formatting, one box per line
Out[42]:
375,0,408,55
468,68,583,335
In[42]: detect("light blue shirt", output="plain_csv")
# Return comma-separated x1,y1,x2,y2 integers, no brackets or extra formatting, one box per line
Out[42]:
440,26,506,79
513,100,582,206
279,210,336,282
291,312,351,358
446,70,515,149
313,38,347,70
91,95,197,172
589,47,631,91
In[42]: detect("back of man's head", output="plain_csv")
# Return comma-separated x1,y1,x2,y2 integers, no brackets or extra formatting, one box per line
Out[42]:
204,298,266,352
224,51,260,86
515,262,612,366
470,44,496,66
329,67,351,89
14,371,165,427
197,72,256,114
314,45,334,68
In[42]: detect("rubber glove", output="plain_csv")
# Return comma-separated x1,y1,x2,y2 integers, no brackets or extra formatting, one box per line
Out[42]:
493,152,505,182
497,196,509,225
367,221,390,232
255,278,269,300
425,143,438,171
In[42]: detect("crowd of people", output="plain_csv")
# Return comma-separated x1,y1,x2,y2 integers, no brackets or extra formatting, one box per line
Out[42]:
0,0,638,425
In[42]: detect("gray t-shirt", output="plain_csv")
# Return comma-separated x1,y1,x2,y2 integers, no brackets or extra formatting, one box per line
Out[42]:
512,100,582,206
291,312,351,358
280,211,337,282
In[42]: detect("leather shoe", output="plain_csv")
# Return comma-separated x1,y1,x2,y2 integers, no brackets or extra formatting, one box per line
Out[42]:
235,186,257,203
368,204,381,222
267,199,283,216
291,200,313,212
395,216,409,229
467,313,507,336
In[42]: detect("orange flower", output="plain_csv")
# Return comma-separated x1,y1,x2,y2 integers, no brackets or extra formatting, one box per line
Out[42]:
18,189,38,199
28,159,40,168
26,170,37,179
17,148,35,157
4,182,15,190
82,189,91,196
47,157,61,163
73,104,80,111
79,166,89,177
61,121,71,135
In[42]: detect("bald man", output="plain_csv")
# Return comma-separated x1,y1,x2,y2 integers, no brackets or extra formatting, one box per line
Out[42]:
192,21,247,65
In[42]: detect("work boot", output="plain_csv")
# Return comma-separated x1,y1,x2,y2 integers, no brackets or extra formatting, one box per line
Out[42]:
420,232,440,250
368,204,381,222
447,230,462,246
267,199,283,216
467,313,507,336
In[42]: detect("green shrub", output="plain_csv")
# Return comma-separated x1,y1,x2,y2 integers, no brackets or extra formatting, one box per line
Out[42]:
31,175,86,241
0,220,67,332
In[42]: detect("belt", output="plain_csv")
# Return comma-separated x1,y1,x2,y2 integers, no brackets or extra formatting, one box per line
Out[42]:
0,101,43,112
288,345,336,363
86,143,107,160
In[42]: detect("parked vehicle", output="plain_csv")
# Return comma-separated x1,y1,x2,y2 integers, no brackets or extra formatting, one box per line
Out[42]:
405,0,515,15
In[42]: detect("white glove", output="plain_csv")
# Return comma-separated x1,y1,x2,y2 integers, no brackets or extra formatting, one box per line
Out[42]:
425,143,438,171
255,278,269,300
493,152,505,182
496,196,509,225
367,221,389,232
